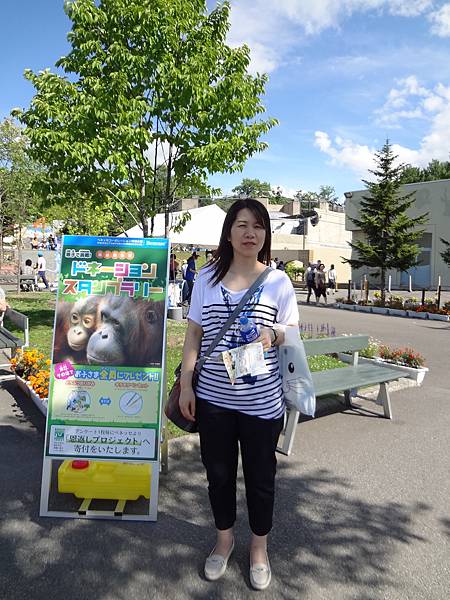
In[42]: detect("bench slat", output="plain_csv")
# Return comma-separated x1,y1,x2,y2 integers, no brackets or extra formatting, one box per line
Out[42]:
4,308,29,330
311,364,401,397
303,335,369,356
0,328,21,349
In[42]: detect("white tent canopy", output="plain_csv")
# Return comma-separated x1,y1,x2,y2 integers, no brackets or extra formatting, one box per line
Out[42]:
121,204,226,247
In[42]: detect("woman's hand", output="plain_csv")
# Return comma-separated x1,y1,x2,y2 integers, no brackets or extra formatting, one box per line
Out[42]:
179,385,196,422
256,327,275,352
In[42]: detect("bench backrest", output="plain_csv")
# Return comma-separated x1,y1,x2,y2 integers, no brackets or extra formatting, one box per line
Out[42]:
3,308,29,348
302,334,369,357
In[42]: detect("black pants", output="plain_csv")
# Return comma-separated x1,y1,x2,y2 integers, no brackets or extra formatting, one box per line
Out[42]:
315,284,327,300
306,283,315,303
38,271,49,289
197,399,284,536
186,279,194,302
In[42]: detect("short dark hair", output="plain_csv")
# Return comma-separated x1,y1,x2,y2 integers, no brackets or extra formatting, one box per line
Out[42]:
208,198,271,285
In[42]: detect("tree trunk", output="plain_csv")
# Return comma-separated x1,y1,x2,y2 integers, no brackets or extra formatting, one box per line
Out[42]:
150,120,160,237
164,142,173,239
16,227,22,293
139,168,148,237
380,267,386,305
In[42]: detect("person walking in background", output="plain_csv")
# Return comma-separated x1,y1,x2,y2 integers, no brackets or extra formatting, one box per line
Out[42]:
169,253,179,281
327,264,336,296
31,235,39,250
270,257,277,269
47,234,57,250
314,263,327,305
181,259,188,279
185,251,199,303
276,260,285,271
179,198,298,590
37,251,49,289
305,262,316,303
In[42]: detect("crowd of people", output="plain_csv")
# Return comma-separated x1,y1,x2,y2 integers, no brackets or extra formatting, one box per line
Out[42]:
30,233,58,251
305,260,336,305
169,252,337,308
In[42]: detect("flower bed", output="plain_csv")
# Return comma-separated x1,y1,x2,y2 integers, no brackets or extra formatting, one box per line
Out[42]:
10,348,50,415
334,297,449,321
338,339,429,385
15,373,48,415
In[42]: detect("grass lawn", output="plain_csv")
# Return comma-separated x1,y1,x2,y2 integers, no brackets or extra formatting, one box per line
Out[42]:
5,294,344,437
6,292,56,357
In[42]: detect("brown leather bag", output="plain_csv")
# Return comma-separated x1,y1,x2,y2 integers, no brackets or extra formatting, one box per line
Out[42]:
165,363,199,433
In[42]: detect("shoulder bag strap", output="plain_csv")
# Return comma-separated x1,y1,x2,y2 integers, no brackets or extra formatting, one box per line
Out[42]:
197,266,272,369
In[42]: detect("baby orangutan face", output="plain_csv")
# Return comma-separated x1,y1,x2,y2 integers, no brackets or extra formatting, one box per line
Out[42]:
67,297,99,352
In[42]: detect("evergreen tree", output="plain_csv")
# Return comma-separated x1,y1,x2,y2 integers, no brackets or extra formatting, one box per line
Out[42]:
441,238,450,267
344,140,428,303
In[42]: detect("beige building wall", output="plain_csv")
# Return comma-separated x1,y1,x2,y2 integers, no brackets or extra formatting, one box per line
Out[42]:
271,201,352,285
345,179,450,289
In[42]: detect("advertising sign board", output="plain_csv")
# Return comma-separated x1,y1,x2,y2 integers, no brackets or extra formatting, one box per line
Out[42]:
40,235,169,520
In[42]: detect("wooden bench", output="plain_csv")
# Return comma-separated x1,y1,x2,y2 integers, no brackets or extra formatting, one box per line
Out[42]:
0,308,30,380
277,334,404,456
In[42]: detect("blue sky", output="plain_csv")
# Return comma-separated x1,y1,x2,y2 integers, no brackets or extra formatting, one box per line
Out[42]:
1,1,450,201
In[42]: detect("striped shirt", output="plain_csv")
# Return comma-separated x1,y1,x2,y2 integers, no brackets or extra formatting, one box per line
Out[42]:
188,267,299,419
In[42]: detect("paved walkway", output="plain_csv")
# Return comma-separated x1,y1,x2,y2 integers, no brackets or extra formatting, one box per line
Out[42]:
1,307,449,599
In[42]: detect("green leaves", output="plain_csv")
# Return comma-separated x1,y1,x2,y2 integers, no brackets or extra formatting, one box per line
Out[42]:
16,0,276,237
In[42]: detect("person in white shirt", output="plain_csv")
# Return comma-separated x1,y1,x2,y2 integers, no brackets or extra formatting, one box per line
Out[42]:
327,264,337,295
180,198,298,590
37,251,49,289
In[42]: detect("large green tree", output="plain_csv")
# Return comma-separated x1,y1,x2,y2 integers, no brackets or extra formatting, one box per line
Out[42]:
232,177,272,198
399,158,450,184
344,140,428,303
14,0,276,237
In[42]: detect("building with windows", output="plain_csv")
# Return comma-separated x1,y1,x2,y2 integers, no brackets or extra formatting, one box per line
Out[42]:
264,199,352,282
344,179,450,289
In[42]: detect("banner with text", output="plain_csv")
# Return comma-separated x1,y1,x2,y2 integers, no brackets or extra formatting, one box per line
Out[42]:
44,235,169,462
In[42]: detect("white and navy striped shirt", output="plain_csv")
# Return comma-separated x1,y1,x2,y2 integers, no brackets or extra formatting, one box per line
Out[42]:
188,267,299,419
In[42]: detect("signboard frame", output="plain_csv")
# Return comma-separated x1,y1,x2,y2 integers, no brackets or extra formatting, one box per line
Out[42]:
39,235,170,521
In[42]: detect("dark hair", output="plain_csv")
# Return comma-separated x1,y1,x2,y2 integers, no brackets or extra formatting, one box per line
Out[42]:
208,198,271,285
330,264,334,269
25,259,32,266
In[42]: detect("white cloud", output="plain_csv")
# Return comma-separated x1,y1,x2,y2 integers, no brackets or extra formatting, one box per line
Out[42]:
373,75,450,127
428,3,450,36
389,0,434,18
314,131,378,174
228,0,436,73
315,78,450,176
228,1,437,73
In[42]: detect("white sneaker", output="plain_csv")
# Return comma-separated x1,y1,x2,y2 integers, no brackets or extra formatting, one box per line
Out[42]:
204,539,234,581
250,552,271,590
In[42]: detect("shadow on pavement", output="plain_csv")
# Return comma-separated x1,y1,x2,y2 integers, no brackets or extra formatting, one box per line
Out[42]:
0,382,432,600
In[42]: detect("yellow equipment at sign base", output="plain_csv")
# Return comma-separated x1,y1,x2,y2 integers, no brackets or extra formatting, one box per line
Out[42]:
58,460,152,500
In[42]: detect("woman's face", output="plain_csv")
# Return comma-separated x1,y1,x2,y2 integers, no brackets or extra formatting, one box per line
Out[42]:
228,208,266,258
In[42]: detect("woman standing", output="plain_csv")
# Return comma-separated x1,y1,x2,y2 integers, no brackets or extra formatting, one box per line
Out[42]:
179,198,299,590
314,263,327,305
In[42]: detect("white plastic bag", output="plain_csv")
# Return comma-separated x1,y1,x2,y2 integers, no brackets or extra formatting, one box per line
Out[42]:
279,325,316,416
